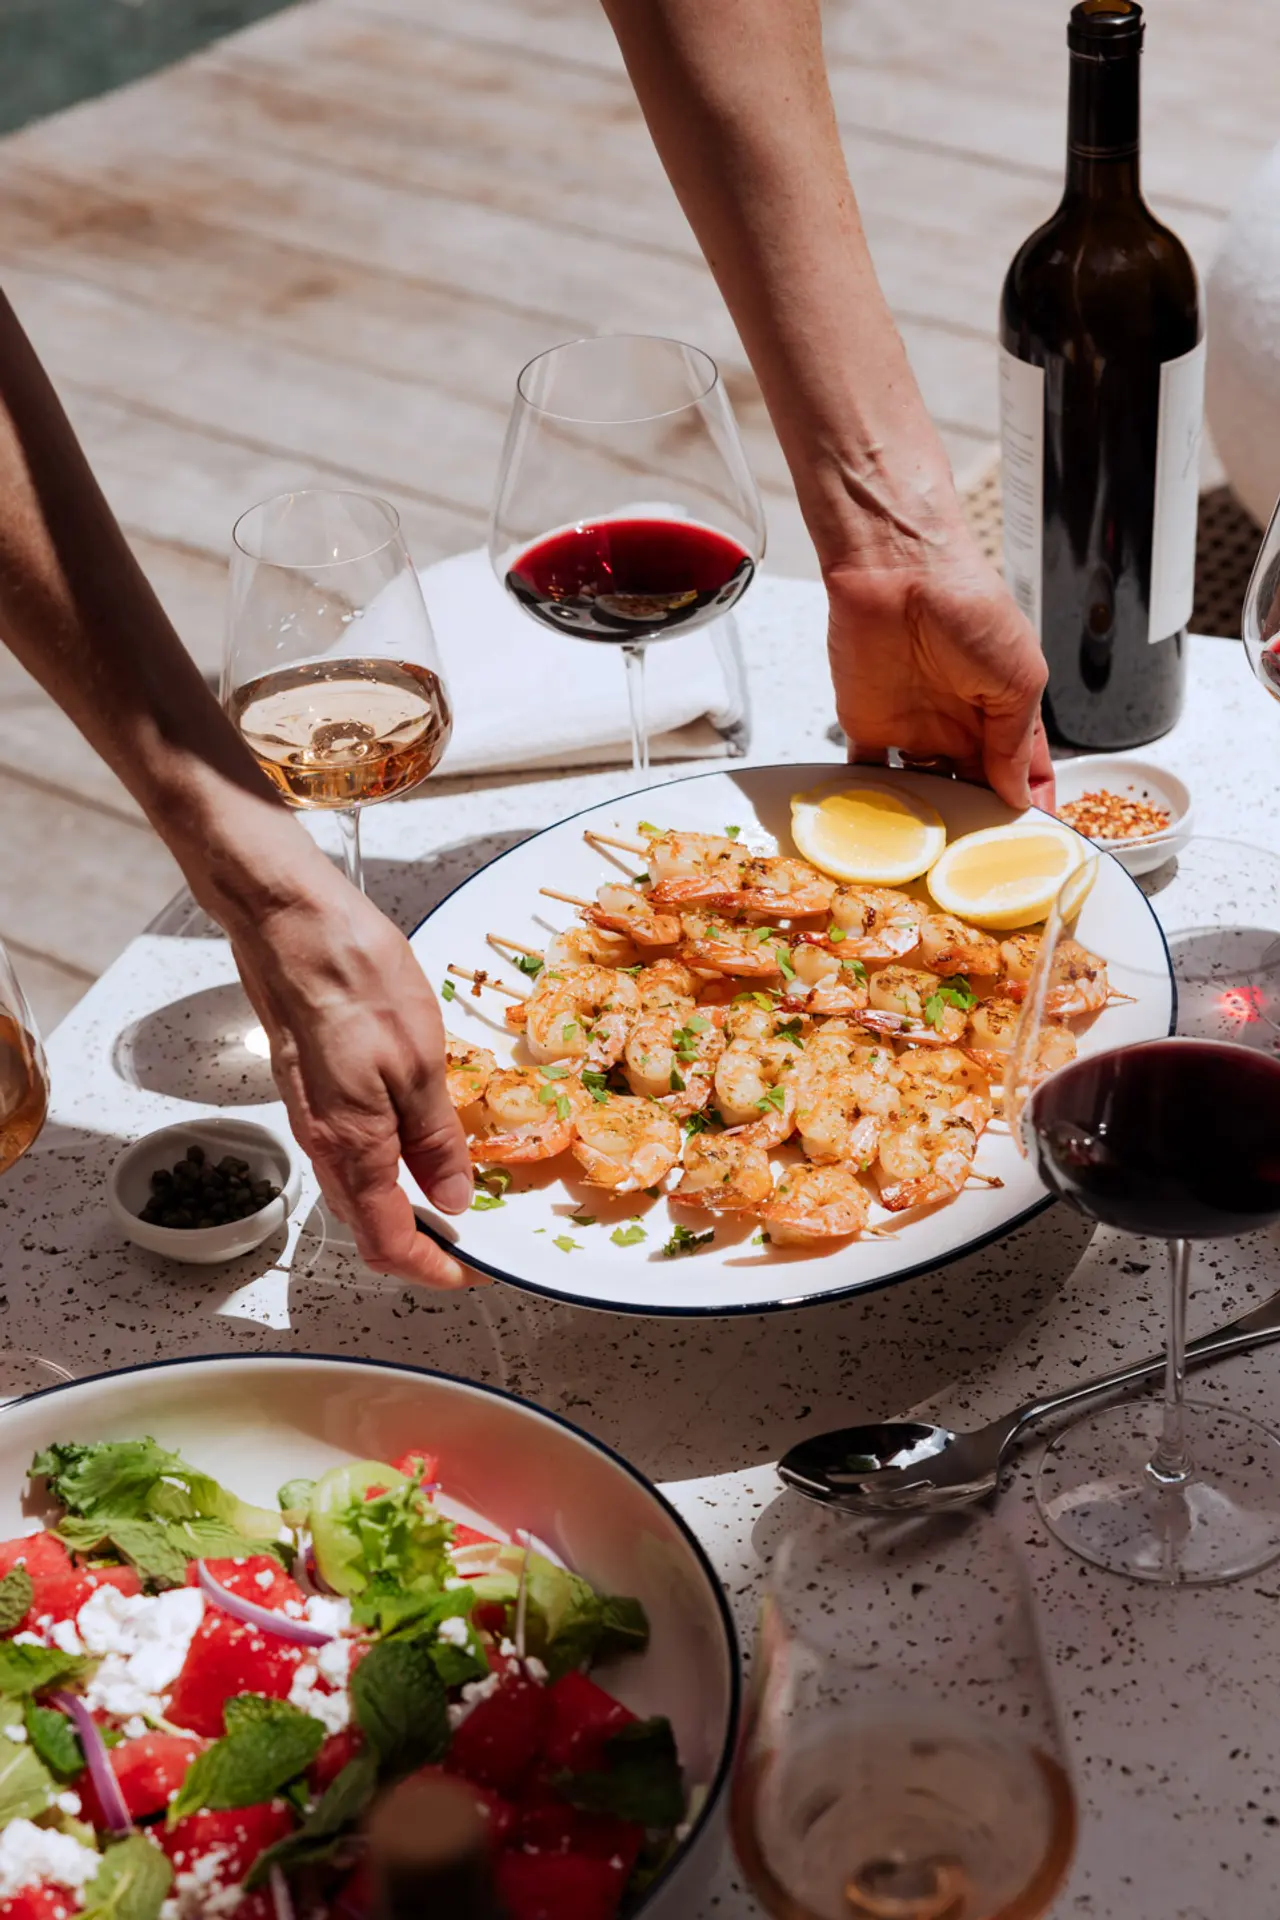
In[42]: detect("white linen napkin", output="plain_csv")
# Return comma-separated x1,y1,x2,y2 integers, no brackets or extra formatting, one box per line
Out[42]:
420,548,748,776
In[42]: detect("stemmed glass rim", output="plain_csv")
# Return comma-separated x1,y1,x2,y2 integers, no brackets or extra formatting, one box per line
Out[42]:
514,332,721,424
231,489,404,569
1242,492,1280,652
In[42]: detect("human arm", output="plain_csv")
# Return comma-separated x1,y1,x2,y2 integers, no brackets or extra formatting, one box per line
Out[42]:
599,0,1052,807
0,291,474,1284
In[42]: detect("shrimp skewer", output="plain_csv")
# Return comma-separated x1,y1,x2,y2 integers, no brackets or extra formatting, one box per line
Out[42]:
795,886,923,962
468,1068,585,1166
674,1132,774,1211
517,964,641,1068
488,927,641,972
918,913,1003,979
445,1035,498,1111
447,964,526,1001
540,886,680,949
756,1165,872,1246
571,1095,682,1195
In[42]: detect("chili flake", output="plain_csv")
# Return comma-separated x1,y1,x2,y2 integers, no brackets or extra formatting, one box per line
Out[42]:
1058,788,1171,843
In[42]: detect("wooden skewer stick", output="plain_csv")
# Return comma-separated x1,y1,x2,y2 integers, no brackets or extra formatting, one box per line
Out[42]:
487,933,544,959
584,829,647,856
540,887,594,911
446,963,526,1000
1107,990,1139,1006
967,1170,1005,1189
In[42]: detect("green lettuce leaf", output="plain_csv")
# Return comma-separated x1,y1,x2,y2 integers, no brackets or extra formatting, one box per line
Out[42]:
167,1695,324,1824
0,1731,55,1823
81,1835,173,1920
557,1716,684,1827
0,1567,33,1635
308,1461,451,1600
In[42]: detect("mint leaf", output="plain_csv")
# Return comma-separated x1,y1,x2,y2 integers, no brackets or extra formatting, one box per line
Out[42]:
0,1643,92,1697
167,1696,323,1823
81,1834,173,1920
351,1635,448,1776
0,1567,32,1637
597,1594,649,1660
0,1732,55,1822
610,1223,647,1248
56,1515,286,1590
557,1716,684,1827
246,1750,378,1889
24,1702,86,1781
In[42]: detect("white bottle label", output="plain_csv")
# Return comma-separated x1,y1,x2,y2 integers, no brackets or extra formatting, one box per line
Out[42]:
1148,337,1205,643
998,346,1045,635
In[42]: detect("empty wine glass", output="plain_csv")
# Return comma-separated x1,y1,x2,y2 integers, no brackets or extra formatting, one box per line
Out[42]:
489,333,766,773
1237,497,1280,1030
225,490,452,893
1006,875,1280,1583
733,1506,1076,1920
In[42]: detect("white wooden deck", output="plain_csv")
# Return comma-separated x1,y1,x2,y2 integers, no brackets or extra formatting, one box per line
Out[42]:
1,0,1275,1031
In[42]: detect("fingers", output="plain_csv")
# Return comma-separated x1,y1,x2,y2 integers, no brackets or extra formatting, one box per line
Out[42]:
312,1136,480,1290
396,1041,475,1219
1027,716,1056,812
980,686,1040,812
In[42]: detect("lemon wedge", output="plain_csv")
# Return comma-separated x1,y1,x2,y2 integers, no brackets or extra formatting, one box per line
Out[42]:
790,781,947,886
927,822,1087,930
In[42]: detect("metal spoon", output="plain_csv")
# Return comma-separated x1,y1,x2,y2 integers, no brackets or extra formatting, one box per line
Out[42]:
779,1285,1280,1515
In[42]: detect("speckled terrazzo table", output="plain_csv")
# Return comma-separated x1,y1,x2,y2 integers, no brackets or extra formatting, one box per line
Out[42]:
6,578,1280,1918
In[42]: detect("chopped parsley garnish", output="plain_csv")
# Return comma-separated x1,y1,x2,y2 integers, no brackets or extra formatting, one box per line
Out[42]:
620,963,645,975
441,978,456,1002
477,1167,511,1196
724,824,742,839
670,1026,701,1063
755,1084,788,1114
515,953,544,977
555,1094,571,1122
686,1013,711,1034
560,1021,579,1041
611,1223,647,1248
582,1070,611,1105
733,990,778,1010
828,925,846,943
773,945,796,981
570,1211,597,1227
553,1235,582,1254
638,820,662,837
661,1224,715,1258
644,1185,662,1200
684,1110,710,1136
470,1191,505,1212
923,976,978,1028
751,1229,767,1246
840,956,868,978
539,1063,571,1079
669,1066,686,1093
775,1017,805,1047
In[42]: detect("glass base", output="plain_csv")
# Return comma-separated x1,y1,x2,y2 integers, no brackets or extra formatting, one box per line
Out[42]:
0,1353,73,1407
1037,1398,1280,1586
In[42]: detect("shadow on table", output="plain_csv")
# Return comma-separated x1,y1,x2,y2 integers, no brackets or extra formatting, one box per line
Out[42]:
1167,925,1280,1051
353,828,538,936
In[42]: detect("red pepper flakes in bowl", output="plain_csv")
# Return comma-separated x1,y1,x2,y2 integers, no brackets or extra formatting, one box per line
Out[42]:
1058,789,1172,843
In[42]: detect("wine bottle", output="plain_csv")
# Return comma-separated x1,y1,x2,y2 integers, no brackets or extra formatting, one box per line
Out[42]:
367,1775,500,1920
999,0,1203,751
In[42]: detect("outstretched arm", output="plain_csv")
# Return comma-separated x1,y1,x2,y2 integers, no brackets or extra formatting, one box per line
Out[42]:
601,0,1052,807
0,291,473,1285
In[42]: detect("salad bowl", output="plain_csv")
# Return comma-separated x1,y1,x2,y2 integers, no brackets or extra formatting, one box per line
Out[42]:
0,1353,739,1920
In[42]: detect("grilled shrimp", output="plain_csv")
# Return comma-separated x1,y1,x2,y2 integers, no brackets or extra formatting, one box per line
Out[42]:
678,913,791,979
622,1010,723,1114
918,912,1003,979
516,965,640,1068
822,886,924,960
793,1037,899,1166
468,1067,584,1165
756,1165,871,1247
782,941,870,1016
691,854,836,918
674,1132,774,1210
999,932,1110,1019
543,924,641,971
866,965,970,1043
571,1095,682,1195
877,1107,982,1212
583,882,681,949
963,996,1078,1082
445,1035,497,1112
636,958,700,1016
893,1048,991,1134
714,1034,801,1145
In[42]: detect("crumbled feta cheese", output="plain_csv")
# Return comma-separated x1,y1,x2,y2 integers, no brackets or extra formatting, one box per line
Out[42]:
167,1845,246,1920
77,1585,205,1720
282,1600,303,1619
54,1792,81,1817
122,1716,149,1741
12,1632,42,1647
498,1638,517,1659
436,1616,470,1649
524,1656,548,1684
288,1664,349,1736
315,1637,352,1690
302,1594,351,1638
0,1820,101,1899
450,1668,502,1729
254,1569,274,1592
48,1619,84,1657
2,1723,25,1743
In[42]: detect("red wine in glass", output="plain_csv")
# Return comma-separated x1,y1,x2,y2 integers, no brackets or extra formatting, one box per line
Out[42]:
505,517,754,643
1027,1038,1280,1238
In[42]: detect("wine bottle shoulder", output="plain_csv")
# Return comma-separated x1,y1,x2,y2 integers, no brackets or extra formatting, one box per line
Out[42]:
1001,199,1199,355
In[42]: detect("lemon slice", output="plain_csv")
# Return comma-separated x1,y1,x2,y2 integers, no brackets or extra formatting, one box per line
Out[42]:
927,822,1087,930
790,781,947,885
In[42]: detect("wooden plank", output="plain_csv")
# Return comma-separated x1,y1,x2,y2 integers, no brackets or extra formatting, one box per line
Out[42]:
0,768,183,977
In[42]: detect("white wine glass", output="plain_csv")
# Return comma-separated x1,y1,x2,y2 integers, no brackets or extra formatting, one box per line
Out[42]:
0,938,74,1400
225,490,452,893
733,1507,1077,1920
489,333,765,774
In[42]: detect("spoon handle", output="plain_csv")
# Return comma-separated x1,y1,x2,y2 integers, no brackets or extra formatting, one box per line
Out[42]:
1008,1286,1280,1441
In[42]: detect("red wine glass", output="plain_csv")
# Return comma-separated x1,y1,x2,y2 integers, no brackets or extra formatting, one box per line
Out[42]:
489,334,766,774
1006,877,1280,1584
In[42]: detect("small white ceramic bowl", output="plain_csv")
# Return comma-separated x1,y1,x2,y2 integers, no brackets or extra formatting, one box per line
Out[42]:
1053,754,1194,877
107,1116,301,1265
0,1354,739,1917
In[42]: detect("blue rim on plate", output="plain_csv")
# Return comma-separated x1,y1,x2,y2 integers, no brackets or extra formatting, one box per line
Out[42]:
0,1349,742,1915
407,762,1177,1318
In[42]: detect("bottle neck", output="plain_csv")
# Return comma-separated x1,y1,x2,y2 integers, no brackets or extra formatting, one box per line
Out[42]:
1064,48,1142,200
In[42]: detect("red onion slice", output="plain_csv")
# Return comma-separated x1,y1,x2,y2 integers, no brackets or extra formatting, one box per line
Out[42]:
196,1560,333,1647
51,1691,131,1836
269,1866,295,1920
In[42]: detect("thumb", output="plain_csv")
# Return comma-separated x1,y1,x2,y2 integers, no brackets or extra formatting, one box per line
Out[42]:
400,1071,474,1216
980,689,1040,812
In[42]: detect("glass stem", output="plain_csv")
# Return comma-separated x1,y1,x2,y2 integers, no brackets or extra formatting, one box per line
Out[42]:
1148,1237,1193,1485
335,806,365,894
621,642,650,776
